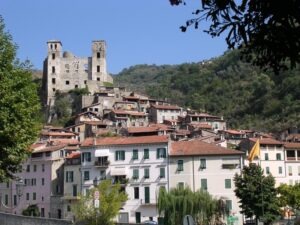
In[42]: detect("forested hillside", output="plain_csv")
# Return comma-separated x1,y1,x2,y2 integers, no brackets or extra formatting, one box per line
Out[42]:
114,50,300,132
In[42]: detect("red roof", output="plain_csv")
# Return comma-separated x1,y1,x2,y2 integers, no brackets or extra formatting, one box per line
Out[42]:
151,104,181,110
41,132,76,137
66,152,81,159
249,138,282,145
171,140,243,156
33,144,66,153
82,135,169,147
189,122,212,129
50,139,79,145
225,130,245,135
284,142,300,149
127,127,162,134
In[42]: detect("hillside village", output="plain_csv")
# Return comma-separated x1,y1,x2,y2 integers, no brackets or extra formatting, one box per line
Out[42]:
1,40,300,224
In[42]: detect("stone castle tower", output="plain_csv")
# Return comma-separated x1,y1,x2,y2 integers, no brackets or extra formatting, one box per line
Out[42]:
43,40,113,106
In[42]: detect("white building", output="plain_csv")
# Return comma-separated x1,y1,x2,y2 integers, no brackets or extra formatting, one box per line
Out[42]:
80,135,169,224
169,139,244,225
149,104,183,124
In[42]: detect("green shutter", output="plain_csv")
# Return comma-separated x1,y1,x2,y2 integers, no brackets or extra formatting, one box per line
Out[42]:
225,179,231,189
144,168,149,178
160,168,165,178
133,149,138,160
201,179,207,190
144,149,149,159
145,186,150,203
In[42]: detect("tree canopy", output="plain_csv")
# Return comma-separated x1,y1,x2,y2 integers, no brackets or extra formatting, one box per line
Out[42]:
169,0,300,72
0,16,41,181
277,183,300,215
72,179,128,225
234,164,280,225
157,186,228,225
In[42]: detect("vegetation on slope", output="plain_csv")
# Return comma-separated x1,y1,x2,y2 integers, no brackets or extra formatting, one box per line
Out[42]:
115,50,300,132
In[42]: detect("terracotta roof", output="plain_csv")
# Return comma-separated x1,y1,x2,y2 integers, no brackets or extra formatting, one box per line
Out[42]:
176,129,191,135
33,144,66,153
82,135,169,147
225,130,245,135
284,142,300,149
50,139,80,145
249,138,282,145
30,142,47,150
151,104,181,110
66,152,81,159
170,140,244,156
286,134,300,141
65,146,80,151
149,123,173,130
41,132,76,137
127,126,162,133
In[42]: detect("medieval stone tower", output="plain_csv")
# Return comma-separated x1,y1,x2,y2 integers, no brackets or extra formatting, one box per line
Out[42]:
43,40,113,106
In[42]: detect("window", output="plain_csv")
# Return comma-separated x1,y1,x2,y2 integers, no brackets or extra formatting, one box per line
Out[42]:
200,159,206,169
46,152,51,157
225,179,231,189
279,167,283,174
97,65,100,72
33,192,36,200
75,85,78,88
144,149,149,159
289,166,293,176
225,200,232,212
42,164,45,172
276,153,281,160
84,171,90,181
115,151,125,161
67,205,71,212
13,195,17,206
52,66,55,73
26,165,30,172
33,165,37,172
84,80,87,84
160,167,165,178
73,185,77,197
41,208,45,217
52,53,55,60
97,77,100,81
66,171,74,183
178,182,184,189
42,178,45,186
134,187,139,199
132,149,139,160
266,167,270,174
97,52,100,58
201,178,208,190
82,152,91,162
133,169,139,179
52,88,56,92
66,80,70,85
144,168,150,179
144,186,150,203
5,194,8,205
26,193,29,201
156,148,166,159
25,179,30,186
32,178,36,186
265,153,269,160
177,160,184,171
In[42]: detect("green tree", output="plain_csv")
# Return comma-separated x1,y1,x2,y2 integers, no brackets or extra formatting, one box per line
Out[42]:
0,16,40,181
158,186,228,225
277,183,300,215
169,0,300,72
234,164,280,224
72,179,128,225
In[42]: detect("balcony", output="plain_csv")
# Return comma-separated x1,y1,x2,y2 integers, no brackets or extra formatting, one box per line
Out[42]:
94,160,110,167
140,199,156,206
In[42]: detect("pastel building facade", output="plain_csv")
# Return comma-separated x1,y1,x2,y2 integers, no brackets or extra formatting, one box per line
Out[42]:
169,140,244,225
80,135,169,224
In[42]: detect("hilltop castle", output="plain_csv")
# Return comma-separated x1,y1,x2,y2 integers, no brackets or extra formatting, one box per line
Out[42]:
42,40,113,106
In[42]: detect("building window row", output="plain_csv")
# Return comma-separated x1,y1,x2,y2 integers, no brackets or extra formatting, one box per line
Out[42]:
132,167,166,180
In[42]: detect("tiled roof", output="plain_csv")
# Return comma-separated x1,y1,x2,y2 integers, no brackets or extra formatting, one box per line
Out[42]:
151,104,181,110
33,144,66,153
170,140,244,156
82,135,169,147
50,139,80,145
249,138,282,145
66,152,81,159
225,130,244,135
176,129,191,135
189,122,212,129
127,127,162,133
41,132,76,137
286,134,300,141
149,123,173,130
284,142,300,149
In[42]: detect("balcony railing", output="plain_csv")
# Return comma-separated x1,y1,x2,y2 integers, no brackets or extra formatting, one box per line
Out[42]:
94,160,110,167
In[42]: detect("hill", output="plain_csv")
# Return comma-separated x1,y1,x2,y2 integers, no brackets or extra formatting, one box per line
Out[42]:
114,50,300,132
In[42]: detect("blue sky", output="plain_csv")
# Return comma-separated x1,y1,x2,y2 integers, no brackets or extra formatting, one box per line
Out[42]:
2,0,227,74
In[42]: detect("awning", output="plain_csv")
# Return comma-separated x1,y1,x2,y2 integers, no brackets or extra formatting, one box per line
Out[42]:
111,168,126,176
95,149,110,157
